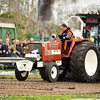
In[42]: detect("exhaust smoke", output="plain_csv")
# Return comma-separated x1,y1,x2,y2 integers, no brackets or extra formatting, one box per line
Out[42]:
37,0,78,40
38,0,55,41
38,0,54,21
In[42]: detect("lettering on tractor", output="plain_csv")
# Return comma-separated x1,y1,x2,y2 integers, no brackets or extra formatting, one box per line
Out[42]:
86,18,98,23
47,56,54,60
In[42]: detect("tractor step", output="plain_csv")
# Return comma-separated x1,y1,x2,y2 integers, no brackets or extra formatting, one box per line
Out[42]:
62,55,68,58
59,66,66,70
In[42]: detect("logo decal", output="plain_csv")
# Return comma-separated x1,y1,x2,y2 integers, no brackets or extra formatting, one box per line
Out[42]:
6,30,11,39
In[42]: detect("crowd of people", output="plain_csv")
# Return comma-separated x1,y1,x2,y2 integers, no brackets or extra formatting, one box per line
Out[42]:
0,38,34,58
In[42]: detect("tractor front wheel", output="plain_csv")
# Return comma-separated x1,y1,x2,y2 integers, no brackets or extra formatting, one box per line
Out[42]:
15,66,29,81
45,62,59,82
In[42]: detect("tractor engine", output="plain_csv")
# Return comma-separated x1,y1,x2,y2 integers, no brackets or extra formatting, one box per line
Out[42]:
25,39,62,63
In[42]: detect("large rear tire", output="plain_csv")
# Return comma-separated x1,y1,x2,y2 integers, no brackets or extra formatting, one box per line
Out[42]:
39,69,46,81
70,41,100,82
15,66,29,81
45,62,59,82
57,66,67,81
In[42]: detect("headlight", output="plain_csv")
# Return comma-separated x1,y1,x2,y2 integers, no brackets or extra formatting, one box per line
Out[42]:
25,54,41,61
37,54,41,61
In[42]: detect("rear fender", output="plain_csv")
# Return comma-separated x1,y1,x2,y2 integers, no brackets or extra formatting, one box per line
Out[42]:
66,39,91,58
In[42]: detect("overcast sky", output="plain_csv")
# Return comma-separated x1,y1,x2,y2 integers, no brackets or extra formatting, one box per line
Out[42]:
78,0,100,5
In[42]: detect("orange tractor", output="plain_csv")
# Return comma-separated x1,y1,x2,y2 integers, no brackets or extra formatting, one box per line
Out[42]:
15,13,100,82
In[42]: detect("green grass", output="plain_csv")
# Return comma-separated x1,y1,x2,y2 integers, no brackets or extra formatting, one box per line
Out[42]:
0,69,15,72
28,75,41,78
0,69,38,72
2,94,98,100
0,75,41,79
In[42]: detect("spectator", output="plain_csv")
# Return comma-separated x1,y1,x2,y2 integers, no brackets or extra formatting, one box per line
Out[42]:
8,45,14,57
16,40,20,51
12,38,15,43
2,42,9,69
24,44,28,54
6,38,10,45
23,39,27,47
3,43,10,69
16,40,19,45
2,42,9,57
30,38,34,43
0,42,3,57
18,42,25,57
11,38,20,57
8,45,12,57
0,39,2,43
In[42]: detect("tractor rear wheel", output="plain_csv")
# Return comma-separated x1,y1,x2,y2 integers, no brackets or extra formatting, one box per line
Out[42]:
57,66,67,81
39,69,46,81
45,62,59,82
70,41,100,82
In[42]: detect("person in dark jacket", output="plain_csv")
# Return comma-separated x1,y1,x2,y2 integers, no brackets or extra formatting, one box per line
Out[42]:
2,42,9,57
8,45,14,57
0,42,3,57
59,24,74,55
24,44,28,54
18,42,25,57
16,40,20,51
23,39,27,47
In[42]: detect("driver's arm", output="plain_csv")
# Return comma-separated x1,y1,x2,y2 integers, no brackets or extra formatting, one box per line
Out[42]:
58,35,63,39
65,33,72,39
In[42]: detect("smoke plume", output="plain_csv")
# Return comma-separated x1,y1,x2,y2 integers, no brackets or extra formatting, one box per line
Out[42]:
38,0,78,34
38,0,54,21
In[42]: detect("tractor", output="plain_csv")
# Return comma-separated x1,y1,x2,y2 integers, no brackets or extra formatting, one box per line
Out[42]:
15,12,100,82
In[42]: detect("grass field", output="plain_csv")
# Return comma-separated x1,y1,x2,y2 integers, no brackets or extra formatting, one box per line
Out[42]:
1,94,98,100
0,75,41,79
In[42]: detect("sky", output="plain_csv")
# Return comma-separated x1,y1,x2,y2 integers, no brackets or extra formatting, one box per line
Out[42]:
77,0,100,6
79,0,100,4
55,0,100,7
52,0,100,25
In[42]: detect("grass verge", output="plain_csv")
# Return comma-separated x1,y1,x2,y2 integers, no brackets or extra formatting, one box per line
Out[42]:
0,75,41,79
2,94,98,100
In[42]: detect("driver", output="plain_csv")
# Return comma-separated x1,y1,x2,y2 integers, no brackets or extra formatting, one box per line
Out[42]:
59,24,74,55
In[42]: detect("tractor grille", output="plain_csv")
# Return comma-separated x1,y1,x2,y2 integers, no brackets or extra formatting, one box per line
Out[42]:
29,43,42,55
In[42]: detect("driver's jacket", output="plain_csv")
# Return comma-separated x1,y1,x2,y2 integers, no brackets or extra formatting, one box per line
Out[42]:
60,28,74,50
60,28,74,41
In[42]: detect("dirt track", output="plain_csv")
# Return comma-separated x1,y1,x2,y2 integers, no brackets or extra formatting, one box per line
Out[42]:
0,78,100,96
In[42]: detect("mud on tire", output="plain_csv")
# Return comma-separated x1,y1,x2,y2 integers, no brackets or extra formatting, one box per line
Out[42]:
70,41,100,82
